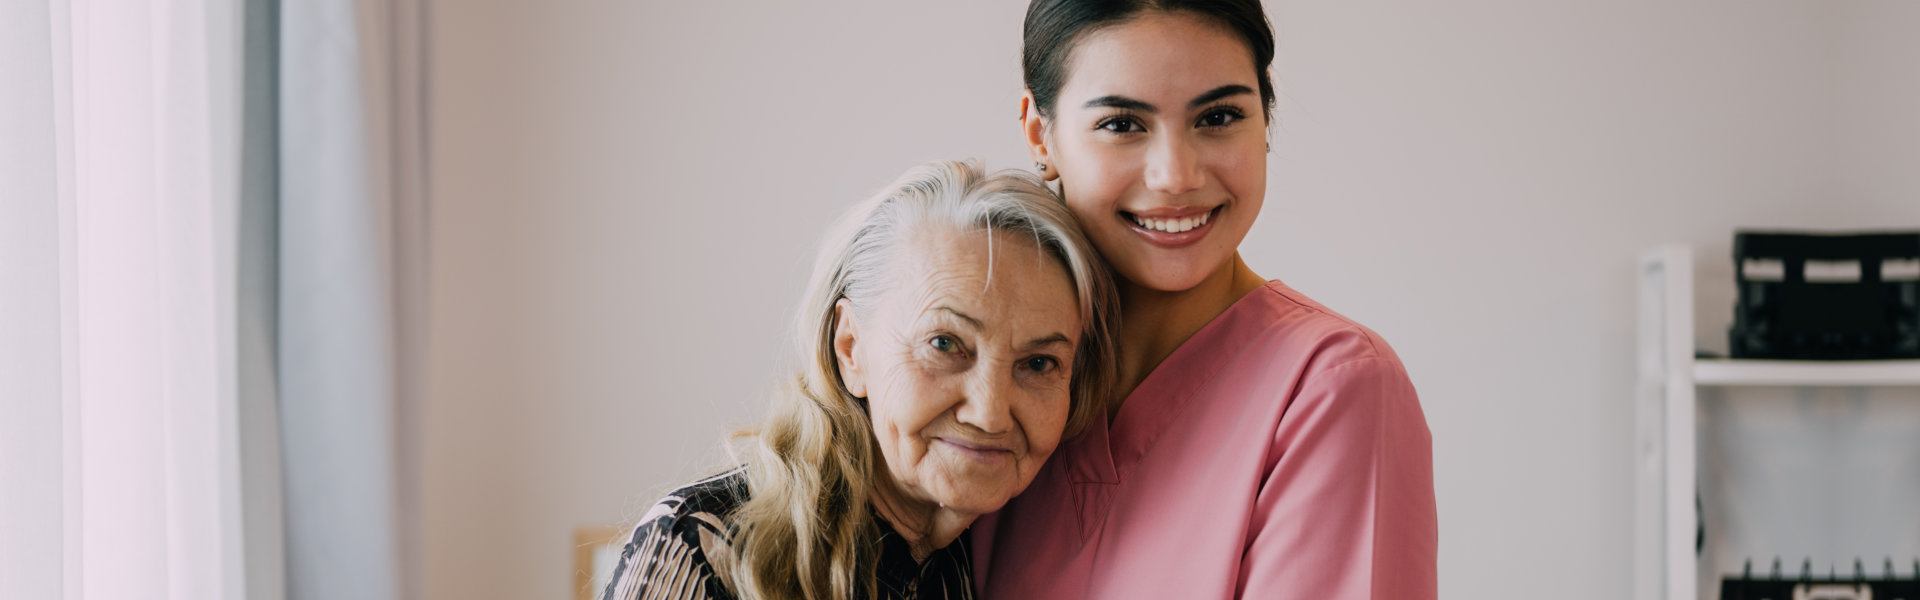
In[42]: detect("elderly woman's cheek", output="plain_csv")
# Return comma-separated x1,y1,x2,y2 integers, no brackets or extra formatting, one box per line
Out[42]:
1022,388,1073,459
876,370,941,474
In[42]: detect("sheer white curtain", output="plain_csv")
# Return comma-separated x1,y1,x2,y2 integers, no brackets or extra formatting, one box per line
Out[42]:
1,1,427,599
2,1,249,599
0,1,73,598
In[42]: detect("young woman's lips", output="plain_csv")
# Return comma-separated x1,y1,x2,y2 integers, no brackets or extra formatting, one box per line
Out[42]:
936,438,1013,463
1121,206,1221,249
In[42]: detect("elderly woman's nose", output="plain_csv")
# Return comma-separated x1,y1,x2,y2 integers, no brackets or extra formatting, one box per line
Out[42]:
953,370,1017,434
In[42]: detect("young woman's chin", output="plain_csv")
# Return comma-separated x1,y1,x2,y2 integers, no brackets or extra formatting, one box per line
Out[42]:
1084,197,1259,295
1110,252,1229,294
1104,226,1246,294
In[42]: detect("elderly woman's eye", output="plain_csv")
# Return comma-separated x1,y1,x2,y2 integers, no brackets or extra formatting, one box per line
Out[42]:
1023,356,1060,373
930,335,958,353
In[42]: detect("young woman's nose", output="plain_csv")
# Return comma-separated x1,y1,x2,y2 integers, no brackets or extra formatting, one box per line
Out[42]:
953,369,1016,435
1142,132,1205,196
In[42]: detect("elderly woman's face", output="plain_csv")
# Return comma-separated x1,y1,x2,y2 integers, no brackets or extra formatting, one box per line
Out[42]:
834,226,1082,517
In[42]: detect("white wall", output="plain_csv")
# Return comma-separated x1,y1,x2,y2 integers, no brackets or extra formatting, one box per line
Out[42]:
423,2,1920,599
1837,1,1920,208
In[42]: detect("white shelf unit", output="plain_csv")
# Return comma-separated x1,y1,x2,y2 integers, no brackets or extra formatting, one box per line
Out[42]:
1693,359,1920,387
1634,245,1920,600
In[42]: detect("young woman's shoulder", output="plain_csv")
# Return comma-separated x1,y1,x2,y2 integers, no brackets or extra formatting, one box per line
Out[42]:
1235,283,1438,600
600,467,748,600
1242,279,1408,373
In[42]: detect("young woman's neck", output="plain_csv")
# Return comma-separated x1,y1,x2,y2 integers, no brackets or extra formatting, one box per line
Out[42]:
868,474,972,563
1111,253,1266,411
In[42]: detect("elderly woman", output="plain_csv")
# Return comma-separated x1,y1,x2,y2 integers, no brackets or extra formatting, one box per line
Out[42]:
601,160,1117,600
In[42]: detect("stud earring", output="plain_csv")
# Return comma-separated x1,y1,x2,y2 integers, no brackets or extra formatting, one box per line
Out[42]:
1035,162,1047,172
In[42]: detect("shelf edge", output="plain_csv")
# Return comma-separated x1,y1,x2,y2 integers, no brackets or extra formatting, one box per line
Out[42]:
1691,359,1920,386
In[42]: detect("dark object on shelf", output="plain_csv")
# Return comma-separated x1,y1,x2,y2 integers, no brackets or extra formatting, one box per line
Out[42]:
1729,231,1920,360
1721,557,1920,600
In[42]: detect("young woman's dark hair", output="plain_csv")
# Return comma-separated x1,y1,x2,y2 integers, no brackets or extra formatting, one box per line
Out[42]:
1022,0,1276,120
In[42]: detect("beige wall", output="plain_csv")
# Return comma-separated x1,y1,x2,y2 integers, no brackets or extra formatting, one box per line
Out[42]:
424,2,1920,599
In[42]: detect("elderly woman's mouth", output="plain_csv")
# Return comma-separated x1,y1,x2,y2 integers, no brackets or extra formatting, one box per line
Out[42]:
935,437,1015,462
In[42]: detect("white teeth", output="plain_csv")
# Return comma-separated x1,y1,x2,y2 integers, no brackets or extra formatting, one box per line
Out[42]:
1131,210,1211,233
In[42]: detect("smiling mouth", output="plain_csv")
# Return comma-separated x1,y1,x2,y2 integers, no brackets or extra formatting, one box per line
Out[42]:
936,438,1014,462
1118,206,1223,247
1124,207,1216,233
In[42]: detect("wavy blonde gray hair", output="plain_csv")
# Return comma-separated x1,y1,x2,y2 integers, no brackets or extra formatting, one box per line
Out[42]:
725,159,1118,600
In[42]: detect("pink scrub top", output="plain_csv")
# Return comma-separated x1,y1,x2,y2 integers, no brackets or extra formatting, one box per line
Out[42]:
973,280,1437,599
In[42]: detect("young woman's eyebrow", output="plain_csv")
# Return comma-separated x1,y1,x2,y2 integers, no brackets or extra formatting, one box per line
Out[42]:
1081,84,1255,114
1188,84,1254,108
1083,95,1156,113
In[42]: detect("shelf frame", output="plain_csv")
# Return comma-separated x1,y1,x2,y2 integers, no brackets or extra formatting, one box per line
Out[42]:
1637,245,1697,600
1635,245,1920,600
1692,359,1920,387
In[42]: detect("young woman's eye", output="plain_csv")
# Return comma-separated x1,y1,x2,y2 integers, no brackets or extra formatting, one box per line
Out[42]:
1197,107,1246,128
1096,116,1145,134
1022,356,1060,373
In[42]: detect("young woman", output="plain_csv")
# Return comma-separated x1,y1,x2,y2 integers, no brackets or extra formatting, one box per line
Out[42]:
600,161,1118,600
973,2,1438,598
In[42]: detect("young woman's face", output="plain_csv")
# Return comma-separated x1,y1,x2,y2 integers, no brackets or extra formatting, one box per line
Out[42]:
834,226,1082,517
1030,12,1268,293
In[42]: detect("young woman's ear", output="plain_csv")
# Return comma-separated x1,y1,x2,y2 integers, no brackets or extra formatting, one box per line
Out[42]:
1021,92,1056,181
831,298,866,398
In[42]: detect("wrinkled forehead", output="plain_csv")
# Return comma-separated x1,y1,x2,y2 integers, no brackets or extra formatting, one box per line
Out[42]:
878,224,1080,328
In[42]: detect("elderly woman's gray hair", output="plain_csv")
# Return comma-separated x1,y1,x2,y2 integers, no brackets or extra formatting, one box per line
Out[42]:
725,159,1118,600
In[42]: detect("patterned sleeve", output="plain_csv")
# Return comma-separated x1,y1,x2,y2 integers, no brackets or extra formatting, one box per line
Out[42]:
600,482,741,600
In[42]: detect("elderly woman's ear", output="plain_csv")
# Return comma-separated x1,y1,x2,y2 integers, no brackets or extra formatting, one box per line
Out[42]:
832,298,867,398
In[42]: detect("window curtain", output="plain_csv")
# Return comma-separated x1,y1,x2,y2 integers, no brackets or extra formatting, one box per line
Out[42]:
0,1,77,597
0,0,429,598
2,2,249,599
277,0,431,599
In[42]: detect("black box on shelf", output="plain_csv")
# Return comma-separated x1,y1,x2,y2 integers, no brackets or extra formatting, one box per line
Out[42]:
1729,231,1920,360
1721,558,1920,600
1721,577,1919,600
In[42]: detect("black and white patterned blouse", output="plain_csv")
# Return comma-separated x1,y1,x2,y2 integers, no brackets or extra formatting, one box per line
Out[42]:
600,468,975,600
